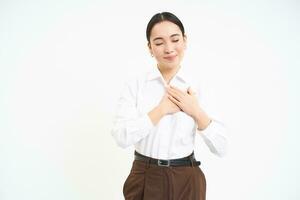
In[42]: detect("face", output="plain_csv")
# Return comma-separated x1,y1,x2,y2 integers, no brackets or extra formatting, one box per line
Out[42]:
148,21,187,71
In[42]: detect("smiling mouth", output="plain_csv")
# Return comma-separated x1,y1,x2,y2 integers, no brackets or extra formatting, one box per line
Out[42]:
163,55,177,60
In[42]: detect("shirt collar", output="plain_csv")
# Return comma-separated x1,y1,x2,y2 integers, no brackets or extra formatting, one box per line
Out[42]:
175,66,190,83
147,65,163,81
147,65,190,84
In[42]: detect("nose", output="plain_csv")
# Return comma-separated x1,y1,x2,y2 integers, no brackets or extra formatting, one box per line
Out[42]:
164,42,174,54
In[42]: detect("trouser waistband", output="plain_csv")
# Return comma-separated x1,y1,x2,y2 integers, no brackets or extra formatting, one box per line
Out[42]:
134,151,201,167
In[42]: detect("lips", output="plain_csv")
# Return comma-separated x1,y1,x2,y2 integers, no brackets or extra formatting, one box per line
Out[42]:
163,55,177,60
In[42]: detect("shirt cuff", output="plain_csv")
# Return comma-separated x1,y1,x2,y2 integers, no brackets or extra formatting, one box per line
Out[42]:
197,119,216,136
196,119,227,157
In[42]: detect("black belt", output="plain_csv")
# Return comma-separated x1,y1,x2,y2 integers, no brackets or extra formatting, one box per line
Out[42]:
134,151,201,167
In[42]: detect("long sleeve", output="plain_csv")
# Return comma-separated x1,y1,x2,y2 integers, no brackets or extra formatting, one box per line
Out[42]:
111,80,154,148
197,119,228,157
195,82,228,157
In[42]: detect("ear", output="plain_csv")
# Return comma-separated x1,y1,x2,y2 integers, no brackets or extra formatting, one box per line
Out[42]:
148,42,153,56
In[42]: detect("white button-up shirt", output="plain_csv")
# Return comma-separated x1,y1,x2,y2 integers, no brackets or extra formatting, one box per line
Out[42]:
111,65,227,159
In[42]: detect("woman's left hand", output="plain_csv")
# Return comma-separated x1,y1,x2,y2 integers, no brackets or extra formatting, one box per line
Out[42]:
167,85,212,130
166,85,200,119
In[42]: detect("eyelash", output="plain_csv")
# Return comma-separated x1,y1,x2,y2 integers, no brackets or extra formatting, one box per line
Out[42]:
155,39,179,46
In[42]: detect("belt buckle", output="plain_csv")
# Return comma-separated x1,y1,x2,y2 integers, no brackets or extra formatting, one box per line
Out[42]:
158,159,170,167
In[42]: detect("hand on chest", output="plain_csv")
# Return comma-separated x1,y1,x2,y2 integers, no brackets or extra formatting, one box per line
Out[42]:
137,78,196,132
137,78,189,112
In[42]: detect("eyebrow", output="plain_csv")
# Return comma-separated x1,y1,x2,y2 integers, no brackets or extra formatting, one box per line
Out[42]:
152,34,181,42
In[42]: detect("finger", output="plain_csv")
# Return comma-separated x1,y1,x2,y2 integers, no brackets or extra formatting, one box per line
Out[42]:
168,95,181,107
187,87,195,95
164,84,171,89
170,85,184,94
168,86,184,98
168,95,184,112
167,89,182,101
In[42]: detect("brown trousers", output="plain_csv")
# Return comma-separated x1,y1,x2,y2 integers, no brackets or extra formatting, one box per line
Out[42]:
123,160,206,200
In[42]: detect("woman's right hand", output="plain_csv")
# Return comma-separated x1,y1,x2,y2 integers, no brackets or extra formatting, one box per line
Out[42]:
158,93,181,115
148,92,181,125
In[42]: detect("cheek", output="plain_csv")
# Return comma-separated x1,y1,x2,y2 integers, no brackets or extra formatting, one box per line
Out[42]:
176,44,185,53
152,48,163,57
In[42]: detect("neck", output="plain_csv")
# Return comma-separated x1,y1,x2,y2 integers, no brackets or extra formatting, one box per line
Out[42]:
158,65,181,84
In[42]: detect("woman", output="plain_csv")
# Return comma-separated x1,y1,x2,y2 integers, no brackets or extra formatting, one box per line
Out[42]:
111,12,227,200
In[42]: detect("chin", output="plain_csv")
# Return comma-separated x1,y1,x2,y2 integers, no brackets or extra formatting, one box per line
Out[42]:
164,62,180,69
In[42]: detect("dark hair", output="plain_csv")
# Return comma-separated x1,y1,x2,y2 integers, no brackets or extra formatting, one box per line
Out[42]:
146,12,185,43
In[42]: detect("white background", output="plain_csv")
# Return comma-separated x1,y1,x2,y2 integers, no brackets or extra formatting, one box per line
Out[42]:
0,0,299,199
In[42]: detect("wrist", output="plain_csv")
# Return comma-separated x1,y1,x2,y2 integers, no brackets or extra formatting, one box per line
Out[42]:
194,110,211,130
192,110,202,122
197,118,212,131
156,104,167,117
148,105,165,125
